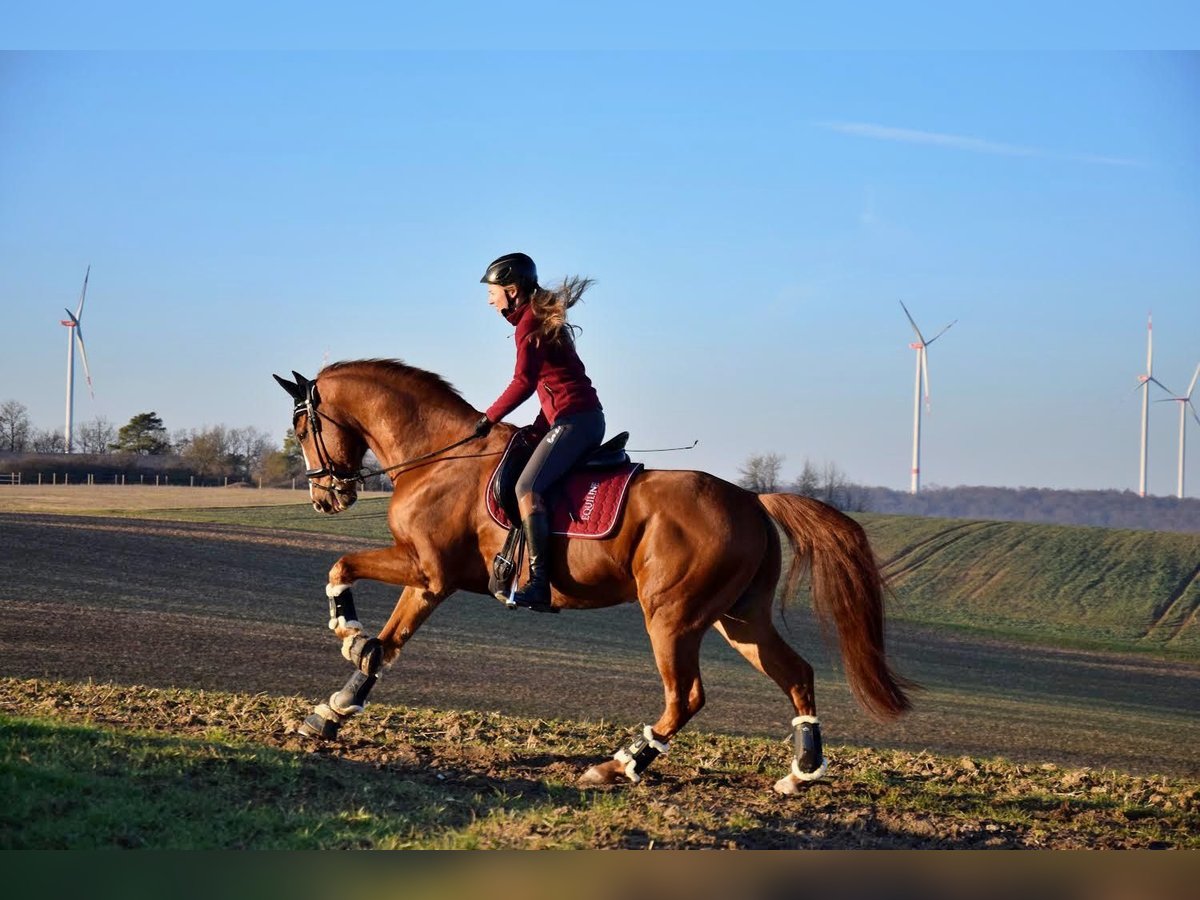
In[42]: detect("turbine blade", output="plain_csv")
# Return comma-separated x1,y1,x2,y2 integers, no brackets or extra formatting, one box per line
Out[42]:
899,300,927,344
1146,311,1153,373
1187,362,1200,399
925,319,957,345
1189,401,1200,428
1147,376,1175,395
75,265,90,319
74,328,95,398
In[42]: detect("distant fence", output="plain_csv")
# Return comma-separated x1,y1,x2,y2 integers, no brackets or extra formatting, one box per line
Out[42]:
1,472,306,488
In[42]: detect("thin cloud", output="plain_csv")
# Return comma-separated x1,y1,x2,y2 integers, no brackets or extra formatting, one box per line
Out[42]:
818,120,1142,167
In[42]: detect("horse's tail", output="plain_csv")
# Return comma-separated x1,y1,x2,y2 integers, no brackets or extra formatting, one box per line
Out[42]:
757,492,913,721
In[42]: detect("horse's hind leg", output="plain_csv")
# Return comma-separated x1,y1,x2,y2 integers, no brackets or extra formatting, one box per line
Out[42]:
580,623,707,785
713,605,828,795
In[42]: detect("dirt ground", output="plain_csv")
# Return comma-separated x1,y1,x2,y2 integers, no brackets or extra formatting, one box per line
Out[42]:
1,510,1198,781
3,507,1200,848
5,676,1197,849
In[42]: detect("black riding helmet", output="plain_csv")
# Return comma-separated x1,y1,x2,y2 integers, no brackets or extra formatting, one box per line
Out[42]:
480,252,538,292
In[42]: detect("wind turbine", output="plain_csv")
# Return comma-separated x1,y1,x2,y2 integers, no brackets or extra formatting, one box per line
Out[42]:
1154,363,1200,499
1135,313,1160,497
59,266,95,453
900,300,956,494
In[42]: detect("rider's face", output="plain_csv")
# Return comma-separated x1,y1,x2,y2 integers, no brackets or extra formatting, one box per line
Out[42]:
487,283,517,314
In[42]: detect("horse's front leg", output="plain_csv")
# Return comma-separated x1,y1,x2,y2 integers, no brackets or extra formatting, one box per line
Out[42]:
300,583,445,739
298,545,436,740
322,545,426,676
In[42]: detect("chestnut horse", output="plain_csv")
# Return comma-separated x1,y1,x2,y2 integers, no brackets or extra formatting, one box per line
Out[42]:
274,360,910,793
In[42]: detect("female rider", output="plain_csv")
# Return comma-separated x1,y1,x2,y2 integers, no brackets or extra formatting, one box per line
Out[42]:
473,252,605,612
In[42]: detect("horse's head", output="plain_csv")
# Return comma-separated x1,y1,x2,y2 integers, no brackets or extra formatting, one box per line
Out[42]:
273,370,366,514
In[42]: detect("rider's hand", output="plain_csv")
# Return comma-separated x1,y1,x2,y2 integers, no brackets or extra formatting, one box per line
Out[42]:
473,416,493,438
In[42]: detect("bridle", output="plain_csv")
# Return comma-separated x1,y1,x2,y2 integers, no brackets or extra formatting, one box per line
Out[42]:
293,380,482,497
292,381,363,500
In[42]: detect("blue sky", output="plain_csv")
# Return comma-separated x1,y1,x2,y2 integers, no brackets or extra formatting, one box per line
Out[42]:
2,34,1198,493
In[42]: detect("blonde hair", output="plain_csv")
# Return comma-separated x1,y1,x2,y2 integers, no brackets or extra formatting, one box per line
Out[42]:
524,275,594,344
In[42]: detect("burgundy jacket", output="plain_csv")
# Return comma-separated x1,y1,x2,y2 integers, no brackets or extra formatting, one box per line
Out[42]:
485,302,602,427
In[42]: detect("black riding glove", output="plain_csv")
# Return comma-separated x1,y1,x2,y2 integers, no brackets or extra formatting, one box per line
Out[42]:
473,416,493,438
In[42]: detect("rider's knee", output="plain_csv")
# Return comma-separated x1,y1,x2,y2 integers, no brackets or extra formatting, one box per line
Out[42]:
517,491,545,516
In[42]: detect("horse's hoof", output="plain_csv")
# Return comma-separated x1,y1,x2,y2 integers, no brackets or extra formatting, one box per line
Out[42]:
297,712,340,740
773,772,825,795
579,761,632,786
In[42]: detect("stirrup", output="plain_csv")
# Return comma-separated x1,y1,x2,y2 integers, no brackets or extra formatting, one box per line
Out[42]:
506,583,558,614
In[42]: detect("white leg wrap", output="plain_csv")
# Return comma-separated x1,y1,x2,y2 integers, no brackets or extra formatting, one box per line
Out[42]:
327,691,364,717
790,714,827,781
326,583,362,633
612,726,669,784
614,748,641,784
642,725,669,754
340,633,364,662
313,702,346,725
791,756,828,781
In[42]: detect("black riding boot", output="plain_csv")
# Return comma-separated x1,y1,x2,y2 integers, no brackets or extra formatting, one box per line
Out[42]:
510,511,557,613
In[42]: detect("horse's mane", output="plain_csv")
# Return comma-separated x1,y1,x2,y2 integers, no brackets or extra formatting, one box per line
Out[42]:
318,359,475,414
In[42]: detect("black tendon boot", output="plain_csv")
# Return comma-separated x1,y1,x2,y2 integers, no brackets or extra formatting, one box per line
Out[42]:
509,510,558,613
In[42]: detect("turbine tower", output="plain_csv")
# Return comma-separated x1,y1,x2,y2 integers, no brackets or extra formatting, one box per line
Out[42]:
1155,363,1200,499
60,266,95,453
900,301,956,494
1136,313,1155,497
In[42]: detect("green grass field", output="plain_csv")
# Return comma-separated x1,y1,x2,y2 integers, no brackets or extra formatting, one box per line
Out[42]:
862,514,1200,655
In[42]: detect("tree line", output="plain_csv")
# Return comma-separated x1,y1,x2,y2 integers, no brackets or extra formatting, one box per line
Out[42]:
737,452,861,511
0,400,306,486
736,451,1200,533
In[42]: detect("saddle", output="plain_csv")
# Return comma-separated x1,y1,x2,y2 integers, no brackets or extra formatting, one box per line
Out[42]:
486,427,643,601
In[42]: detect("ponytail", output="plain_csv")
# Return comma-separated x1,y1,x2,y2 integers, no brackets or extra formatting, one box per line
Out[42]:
527,275,594,344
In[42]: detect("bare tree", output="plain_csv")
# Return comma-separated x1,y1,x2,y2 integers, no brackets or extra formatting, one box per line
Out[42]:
178,425,233,478
820,460,848,507
260,428,306,485
0,400,32,452
787,458,861,511
227,426,274,481
31,428,66,453
76,416,116,454
791,458,821,497
737,452,784,493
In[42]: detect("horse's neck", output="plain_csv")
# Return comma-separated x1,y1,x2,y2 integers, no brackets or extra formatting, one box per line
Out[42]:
335,377,470,472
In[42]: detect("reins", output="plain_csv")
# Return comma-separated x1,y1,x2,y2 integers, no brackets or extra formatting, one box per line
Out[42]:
297,383,485,495
355,431,483,483
295,378,698,496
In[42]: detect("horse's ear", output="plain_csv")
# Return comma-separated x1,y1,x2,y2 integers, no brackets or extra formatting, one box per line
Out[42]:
273,373,304,401
292,370,310,389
